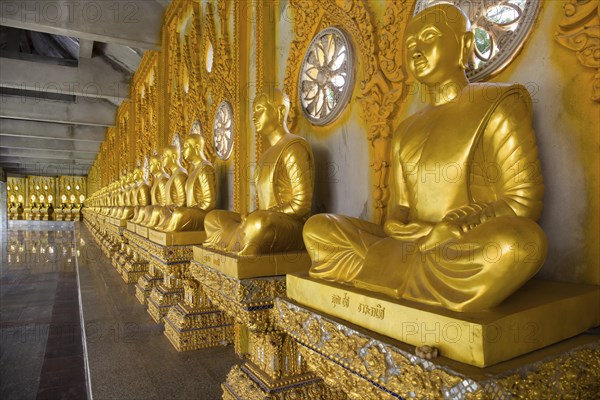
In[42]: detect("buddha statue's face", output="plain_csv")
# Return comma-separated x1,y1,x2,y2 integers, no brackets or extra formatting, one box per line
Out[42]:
182,137,199,162
134,167,143,182
161,146,178,170
253,94,281,136
405,5,471,85
149,156,161,174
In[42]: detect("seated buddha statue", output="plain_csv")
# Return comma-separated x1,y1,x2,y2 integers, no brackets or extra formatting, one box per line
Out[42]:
140,153,171,227
110,178,125,218
304,4,547,312
155,134,216,232
153,145,188,230
131,166,152,224
118,172,135,220
151,145,188,230
203,89,314,256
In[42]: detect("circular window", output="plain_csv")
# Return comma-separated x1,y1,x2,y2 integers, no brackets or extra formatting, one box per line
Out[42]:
299,27,355,126
413,0,540,81
212,101,234,160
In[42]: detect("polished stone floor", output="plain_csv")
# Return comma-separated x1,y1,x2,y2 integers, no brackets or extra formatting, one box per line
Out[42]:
1,221,239,400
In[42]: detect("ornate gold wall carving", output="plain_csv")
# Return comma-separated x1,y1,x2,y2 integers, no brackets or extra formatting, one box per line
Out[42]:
283,0,410,223
132,51,160,166
57,176,86,205
555,0,600,102
6,177,26,205
26,176,56,207
117,101,133,175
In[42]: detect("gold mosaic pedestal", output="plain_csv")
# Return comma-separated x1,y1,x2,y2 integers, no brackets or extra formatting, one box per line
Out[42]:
124,230,194,307
163,281,235,351
135,272,162,306
147,284,185,323
190,247,336,400
120,230,150,283
273,297,600,399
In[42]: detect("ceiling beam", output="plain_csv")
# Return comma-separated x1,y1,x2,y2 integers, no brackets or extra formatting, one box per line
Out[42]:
78,38,93,58
0,118,105,141
0,0,164,49
1,158,91,174
0,95,116,126
0,56,130,102
0,147,96,161
0,135,100,152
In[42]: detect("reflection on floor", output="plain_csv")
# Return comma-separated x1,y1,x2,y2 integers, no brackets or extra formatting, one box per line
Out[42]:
1,221,239,400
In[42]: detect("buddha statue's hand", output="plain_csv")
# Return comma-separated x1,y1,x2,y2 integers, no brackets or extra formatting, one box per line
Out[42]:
418,221,462,252
443,203,489,232
384,219,434,241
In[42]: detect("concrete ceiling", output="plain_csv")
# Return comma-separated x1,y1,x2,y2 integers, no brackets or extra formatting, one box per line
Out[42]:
0,0,167,177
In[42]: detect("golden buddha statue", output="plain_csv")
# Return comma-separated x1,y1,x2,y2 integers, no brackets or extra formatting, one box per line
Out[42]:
140,153,171,227
153,145,188,230
304,4,547,312
203,89,314,256
155,134,216,232
131,166,152,224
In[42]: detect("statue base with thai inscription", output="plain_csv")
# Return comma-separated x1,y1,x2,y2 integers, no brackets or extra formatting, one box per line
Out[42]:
136,224,149,238
163,302,235,351
287,274,600,367
148,229,207,246
192,246,310,279
274,297,600,399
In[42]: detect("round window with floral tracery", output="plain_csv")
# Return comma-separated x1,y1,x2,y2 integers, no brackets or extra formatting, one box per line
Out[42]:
299,27,355,126
213,101,234,160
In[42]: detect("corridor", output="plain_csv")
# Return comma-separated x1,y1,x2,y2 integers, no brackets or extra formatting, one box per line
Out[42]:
0,221,238,400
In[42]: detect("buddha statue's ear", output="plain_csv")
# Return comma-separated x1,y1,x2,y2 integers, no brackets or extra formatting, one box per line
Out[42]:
277,104,287,125
459,31,474,70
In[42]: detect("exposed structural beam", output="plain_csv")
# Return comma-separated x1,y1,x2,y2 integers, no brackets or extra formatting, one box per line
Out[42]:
0,95,116,126
0,135,100,153
0,118,105,142
0,147,97,162
0,56,130,102
0,0,164,50
78,38,93,58
1,160,90,176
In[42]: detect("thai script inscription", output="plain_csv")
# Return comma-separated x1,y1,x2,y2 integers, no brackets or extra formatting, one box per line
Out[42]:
331,292,350,308
358,303,386,320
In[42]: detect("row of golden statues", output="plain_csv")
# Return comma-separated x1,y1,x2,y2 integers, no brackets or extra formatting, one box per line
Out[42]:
8,202,83,221
87,4,546,313
82,6,599,398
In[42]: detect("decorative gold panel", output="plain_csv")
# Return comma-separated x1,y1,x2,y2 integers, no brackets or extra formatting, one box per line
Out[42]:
132,51,160,165
6,177,26,205
283,0,411,223
555,0,600,102
57,176,87,205
26,176,56,207
116,101,133,176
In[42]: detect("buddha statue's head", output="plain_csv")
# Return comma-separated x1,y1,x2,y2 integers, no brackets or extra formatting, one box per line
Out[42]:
253,89,290,137
149,155,161,176
133,166,144,183
161,145,180,174
182,134,206,164
405,4,473,86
